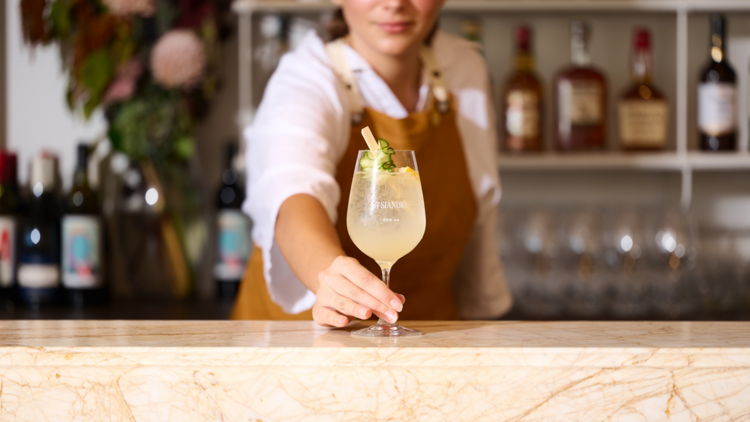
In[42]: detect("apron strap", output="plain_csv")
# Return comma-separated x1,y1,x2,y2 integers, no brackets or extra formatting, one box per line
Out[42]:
324,39,452,122
325,39,365,125
419,46,451,114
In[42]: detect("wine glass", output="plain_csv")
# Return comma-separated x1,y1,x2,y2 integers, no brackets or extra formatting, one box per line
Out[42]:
347,150,426,337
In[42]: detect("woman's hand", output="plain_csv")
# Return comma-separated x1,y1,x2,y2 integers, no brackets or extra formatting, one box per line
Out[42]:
275,194,404,328
313,256,405,328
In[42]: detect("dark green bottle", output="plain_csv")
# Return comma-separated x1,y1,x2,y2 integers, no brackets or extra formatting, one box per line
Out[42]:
61,144,106,307
215,143,251,302
0,152,22,300
18,153,62,307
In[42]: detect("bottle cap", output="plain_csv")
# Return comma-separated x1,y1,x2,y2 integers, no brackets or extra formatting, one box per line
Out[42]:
634,28,650,50
30,153,57,190
225,141,238,169
570,21,588,39
711,14,725,36
461,20,481,41
0,151,18,185
515,25,531,51
77,144,90,170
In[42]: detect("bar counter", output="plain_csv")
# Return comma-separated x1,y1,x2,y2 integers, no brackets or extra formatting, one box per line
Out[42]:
1,320,748,420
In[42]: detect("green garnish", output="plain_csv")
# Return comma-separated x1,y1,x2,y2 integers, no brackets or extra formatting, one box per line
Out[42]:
359,139,396,172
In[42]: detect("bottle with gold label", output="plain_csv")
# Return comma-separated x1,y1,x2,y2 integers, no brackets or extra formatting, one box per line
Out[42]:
618,28,668,151
502,25,543,152
554,21,607,151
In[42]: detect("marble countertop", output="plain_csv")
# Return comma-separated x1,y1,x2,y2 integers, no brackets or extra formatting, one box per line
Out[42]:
1,320,748,348
1,320,748,366
3,321,749,420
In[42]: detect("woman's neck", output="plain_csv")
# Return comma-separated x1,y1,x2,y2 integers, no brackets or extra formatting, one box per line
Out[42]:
347,36,422,113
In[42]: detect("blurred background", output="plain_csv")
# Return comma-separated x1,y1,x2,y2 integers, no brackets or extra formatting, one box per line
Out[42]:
2,0,750,320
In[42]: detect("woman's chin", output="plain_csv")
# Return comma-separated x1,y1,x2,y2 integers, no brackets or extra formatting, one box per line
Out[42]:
374,37,422,58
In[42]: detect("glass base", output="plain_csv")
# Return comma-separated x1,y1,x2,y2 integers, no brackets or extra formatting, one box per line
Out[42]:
351,319,422,337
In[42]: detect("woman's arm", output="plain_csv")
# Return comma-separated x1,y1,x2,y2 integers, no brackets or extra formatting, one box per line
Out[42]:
275,194,404,327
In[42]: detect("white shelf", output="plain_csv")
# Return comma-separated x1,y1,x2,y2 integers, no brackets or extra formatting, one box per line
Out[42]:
498,152,683,171
498,152,750,171
688,152,750,170
233,0,750,14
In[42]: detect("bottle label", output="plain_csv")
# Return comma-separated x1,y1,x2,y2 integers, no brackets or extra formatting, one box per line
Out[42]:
18,265,59,288
61,215,101,288
698,83,736,136
215,210,251,281
559,80,603,125
618,99,669,147
0,217,15,288
505,90,540,139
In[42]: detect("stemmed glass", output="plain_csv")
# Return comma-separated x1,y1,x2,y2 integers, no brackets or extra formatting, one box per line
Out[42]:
346,150,426,337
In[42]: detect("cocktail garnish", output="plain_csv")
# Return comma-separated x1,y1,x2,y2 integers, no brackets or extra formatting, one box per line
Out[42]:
359,139,397,172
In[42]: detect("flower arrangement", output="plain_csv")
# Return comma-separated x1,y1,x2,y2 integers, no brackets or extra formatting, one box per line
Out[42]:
20,0,228,165
20,0,231,298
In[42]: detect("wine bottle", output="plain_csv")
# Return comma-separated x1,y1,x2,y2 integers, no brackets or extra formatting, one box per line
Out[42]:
0,152,22,299
503,25,543,152
554,21,607,151
18,153,62,307
215,143,251,302
618,28,669,151
62,144,106,307
698,14,736,151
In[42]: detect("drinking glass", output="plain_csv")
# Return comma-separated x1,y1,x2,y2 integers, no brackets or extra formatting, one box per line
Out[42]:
347,150,426,337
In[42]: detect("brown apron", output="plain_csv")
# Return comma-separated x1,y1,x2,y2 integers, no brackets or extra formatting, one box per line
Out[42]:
231,41,478,321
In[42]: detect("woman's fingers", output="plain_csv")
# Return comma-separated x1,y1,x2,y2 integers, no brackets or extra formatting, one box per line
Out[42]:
312,305,350,328
328,293,372,321
333,256,404,312
323,272,398,323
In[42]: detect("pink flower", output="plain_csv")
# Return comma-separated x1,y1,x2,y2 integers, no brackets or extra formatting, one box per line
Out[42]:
103,59,144,105
102,0,155,16
150,30,206,89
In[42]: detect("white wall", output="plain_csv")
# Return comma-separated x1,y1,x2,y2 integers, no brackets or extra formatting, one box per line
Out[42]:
5,0,106,189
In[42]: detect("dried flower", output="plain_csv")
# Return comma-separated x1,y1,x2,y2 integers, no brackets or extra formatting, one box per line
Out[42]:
102,0,155,17
150,30,206,89
103,59,144,105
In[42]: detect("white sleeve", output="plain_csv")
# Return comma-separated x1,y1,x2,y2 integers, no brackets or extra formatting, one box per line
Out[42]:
242,33,349,314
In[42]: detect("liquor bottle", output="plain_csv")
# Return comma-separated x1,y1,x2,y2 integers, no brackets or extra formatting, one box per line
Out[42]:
62,144,106,307
0,152,22,299
502,25,543,152
214,143,251,301
554,21,607,151
698,14,736,151
618,28,669,151
18,153,62,307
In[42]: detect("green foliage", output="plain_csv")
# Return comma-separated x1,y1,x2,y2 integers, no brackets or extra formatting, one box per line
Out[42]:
108,85,195,163
79,49,115,118
49,0,72,37
35,0,227,164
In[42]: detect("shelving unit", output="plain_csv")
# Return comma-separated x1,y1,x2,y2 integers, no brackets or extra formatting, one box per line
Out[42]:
232,0,750,209
498,152,750,171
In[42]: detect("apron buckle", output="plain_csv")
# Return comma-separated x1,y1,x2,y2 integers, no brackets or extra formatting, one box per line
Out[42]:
351,112,364,125
437,100,450,115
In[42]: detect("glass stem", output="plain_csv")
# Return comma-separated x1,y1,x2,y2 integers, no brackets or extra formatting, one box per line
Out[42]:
381,266,391,289
377,263,394,326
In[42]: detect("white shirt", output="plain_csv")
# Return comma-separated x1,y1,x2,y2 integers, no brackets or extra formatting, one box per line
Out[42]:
243,30,512,318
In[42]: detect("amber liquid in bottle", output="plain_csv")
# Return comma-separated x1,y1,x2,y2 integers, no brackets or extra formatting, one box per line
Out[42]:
619,28,668,151
555,22,607,151
698,14,736,151
503,25,543,152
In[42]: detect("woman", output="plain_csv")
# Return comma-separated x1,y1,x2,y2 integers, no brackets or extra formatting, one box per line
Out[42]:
231,0,512,326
